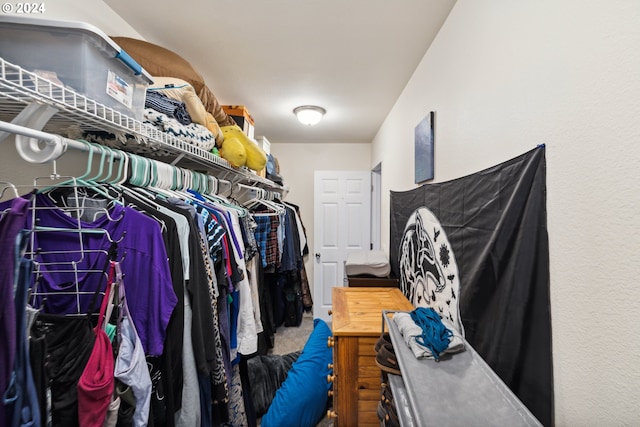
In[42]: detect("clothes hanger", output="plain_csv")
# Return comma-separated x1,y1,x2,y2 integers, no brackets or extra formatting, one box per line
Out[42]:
116,155,173,233
203,192,250,218
109,148,127,186
242,186,286,215
102,147,129,196
39,142,123,214
28,147,126,274
38,139,95,197
75,144,124,219
85,146,125,214
139,161,179,201
0,181,20,199
115,151,130,186
0,181,21,220
94,146,117,184
178,172,250,218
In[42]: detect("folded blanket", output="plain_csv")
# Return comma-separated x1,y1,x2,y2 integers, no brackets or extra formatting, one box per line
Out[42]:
393,312,465,359
145,90,192,125
246,351,301,417
144,108,215,152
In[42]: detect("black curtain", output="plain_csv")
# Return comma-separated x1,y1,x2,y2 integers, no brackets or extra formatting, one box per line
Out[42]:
390,146,553,426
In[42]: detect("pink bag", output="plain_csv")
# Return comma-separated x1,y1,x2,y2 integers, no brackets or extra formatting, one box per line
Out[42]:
77,263,116,427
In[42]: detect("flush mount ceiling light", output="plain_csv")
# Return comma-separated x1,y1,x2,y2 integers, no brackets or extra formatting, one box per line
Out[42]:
293,105,326,126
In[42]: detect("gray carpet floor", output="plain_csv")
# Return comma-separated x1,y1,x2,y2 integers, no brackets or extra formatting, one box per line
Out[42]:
269,311,318,355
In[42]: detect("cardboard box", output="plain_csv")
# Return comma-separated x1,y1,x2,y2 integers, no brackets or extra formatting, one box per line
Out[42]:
222,105,254,138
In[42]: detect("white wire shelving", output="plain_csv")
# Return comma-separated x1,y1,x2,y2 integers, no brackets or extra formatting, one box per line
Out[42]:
0,56,286,192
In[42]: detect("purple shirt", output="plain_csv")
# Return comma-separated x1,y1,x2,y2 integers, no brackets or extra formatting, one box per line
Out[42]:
28,194,176,356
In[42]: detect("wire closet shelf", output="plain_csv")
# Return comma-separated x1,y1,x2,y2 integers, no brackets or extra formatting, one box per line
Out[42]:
0,56,284,191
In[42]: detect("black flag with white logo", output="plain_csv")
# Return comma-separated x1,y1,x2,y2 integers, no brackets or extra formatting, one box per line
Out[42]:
390,146,552,426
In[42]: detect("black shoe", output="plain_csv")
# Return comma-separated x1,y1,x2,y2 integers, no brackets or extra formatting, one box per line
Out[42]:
374,332,392,352
375,343,401,376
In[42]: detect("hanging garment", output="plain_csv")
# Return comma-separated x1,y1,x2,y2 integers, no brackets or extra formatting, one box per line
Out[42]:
255,252,275,355
3,231,40,427
174,291,201,427
220,208,258,356
0,196,29,427
28,193,177,357
284,202,308,257
253,216,269,269
298,264,313,312
149,199,200,427
77,264,116,427
112,262,152,427
122,190,185,423
277,207,298,273
31,315,95,426
240,214,258,262
245,256,263,335
227,364,247,427
101,395,121,427
158,198,214,427
282,271,303,328
188,209,229,424
164,199,226,406
267,215,281,269
282,203,312,310
27,329,48,426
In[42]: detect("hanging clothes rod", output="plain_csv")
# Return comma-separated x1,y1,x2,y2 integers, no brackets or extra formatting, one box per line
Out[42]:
0,120,270,196
0,119,81,163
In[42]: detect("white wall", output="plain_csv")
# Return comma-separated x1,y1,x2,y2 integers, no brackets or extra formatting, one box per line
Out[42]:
372,1,640,425
271,141,372,288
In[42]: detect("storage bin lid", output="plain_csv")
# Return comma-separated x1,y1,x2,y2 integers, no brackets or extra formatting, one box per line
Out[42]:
0,15,153,83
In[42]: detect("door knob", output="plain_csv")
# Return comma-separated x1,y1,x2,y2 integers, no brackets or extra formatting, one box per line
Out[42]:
315,253,321,260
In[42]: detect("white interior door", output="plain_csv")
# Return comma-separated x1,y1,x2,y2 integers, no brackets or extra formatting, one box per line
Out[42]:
313,170,371,322
371,163,382,251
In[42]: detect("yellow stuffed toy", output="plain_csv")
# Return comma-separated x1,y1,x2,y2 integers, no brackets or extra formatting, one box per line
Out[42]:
219,125,267,171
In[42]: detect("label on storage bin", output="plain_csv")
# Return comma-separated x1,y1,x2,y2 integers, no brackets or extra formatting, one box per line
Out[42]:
106,69,133,108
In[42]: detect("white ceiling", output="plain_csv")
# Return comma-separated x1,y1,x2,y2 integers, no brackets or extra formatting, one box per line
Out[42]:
104,0,456,143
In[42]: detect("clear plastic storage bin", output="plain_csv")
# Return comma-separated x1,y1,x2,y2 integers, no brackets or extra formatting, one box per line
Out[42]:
0,16,152,120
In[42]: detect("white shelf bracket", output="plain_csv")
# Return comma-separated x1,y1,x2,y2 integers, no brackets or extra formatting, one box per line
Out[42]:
0,101,59,144
0,120,67,163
